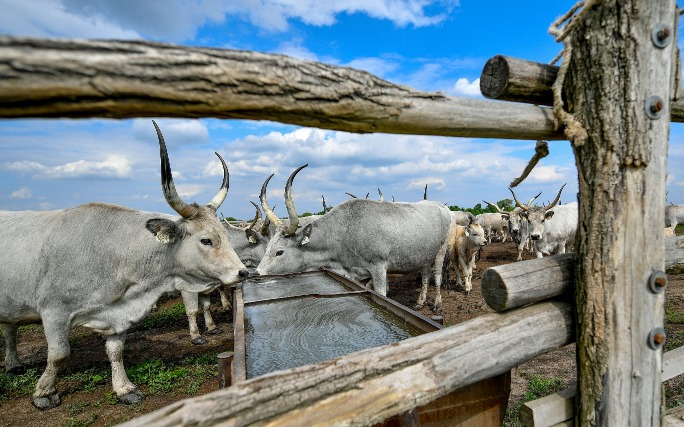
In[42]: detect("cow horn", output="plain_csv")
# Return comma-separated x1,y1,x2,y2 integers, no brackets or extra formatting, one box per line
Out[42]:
508,187,529,211
345,192,358,199
527,191,542,209
248,201,261,231
284,164,308,236
483,200,503,213
545,183,567,212
260,174,282,230
206,152,229,212
424,184,428,200
154,120,198,219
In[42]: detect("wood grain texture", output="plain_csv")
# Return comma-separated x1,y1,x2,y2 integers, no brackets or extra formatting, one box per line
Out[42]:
0,36,564,140
118,301,574,427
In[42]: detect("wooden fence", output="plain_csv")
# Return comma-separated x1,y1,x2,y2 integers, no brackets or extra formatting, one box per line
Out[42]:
0,2,680,425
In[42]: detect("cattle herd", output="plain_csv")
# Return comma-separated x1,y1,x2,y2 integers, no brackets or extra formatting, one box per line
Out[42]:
1,122,681,411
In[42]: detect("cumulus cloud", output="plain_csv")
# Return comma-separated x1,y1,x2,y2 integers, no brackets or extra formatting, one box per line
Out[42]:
453,77,481,97
10,186,32,199
132,119,209,147
3,156,132,180
1,0,457,42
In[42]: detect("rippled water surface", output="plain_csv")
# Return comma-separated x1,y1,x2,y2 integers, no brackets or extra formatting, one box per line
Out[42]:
242,275,349,303
244,294,423,378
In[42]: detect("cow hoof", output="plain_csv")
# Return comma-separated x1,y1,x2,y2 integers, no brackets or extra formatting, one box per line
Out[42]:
432,307,443,315
31,393,61,410
206,327,223,335
465,290,471,296
413,304,424,311
6,365,26,375
191,337,208,345
118,390,144,405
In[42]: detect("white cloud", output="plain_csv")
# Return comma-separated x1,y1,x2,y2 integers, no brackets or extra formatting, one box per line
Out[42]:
10,186,32,199
133,119,209,147
0,0,457,41
3,156,132,180
175,184,205,199
453,77,481,97
0,0,140,39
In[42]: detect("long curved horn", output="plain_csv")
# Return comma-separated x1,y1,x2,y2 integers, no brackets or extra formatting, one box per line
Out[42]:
508,187,528,211
483,200,503,213
260,174,282,231
206,152,229,211
153,120,198,219
284,164,308,236
527,191,542,209
248,201,261,230
545,183,567,212
345,192,358,199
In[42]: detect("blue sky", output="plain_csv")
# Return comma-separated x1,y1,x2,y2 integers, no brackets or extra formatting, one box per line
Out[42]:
1,1,683,219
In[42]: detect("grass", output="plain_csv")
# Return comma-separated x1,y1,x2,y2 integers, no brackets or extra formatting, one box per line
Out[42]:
0,367,40,402
503,372,567,427
139,302,187,329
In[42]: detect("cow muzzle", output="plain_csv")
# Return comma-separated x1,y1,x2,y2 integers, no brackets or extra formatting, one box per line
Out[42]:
530,234,541,240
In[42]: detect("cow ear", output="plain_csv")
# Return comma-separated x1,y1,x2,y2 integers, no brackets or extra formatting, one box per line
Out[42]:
301,224,313,246
245,229,259,244
502,214,510,220
545,211,555,220
465,228,470,237
521,211,529,220
146,218,180,243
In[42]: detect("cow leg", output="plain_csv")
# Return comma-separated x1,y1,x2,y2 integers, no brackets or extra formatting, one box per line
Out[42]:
459,254,471,294
32,315,70,410
415,266,432,311
430,241,449,313
201,293,223,335
105,334,143,404
2,324,25,375
369,267,389,297
218,287,232,311
181,290,206,345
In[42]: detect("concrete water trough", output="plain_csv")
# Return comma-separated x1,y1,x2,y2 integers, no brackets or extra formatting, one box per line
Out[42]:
219,270,510,426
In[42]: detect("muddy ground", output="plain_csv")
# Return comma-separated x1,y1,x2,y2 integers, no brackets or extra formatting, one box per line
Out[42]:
2,239,684,426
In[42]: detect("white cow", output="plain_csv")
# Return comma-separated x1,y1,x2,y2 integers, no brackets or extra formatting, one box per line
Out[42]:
0,121,248,410
510,185,578,258
665,204,684,235
447,220,488,294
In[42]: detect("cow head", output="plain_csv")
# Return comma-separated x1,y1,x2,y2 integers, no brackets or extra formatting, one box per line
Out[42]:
509,185,565,242
257,165,321,276
465,220,487,248
146,121,248,288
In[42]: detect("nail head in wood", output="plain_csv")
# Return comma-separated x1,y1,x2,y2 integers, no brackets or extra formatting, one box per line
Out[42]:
651,23,672,48
648,271,667,294
648,327,666,350
646,95,665,119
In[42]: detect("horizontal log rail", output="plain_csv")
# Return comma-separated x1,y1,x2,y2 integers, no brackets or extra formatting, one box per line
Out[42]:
479,54,684,123
118,301,574,427
0,36,563,140
481,236,684,312
519,346,684,427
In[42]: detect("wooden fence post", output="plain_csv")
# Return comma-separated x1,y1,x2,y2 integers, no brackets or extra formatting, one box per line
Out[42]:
564,1,676,425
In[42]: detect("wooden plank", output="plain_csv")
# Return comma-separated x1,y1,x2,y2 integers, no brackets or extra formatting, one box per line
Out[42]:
118,301,574,427
0,36,562,141
664,404,684,426
664,346,684,382
519,346,684,426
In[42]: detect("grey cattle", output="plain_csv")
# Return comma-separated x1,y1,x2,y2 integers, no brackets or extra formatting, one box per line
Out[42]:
0,121,248,410
665,204,684,234
510,184,578,258
256,165,453,312
451,210,476,226
505,192,541,261
181,202,272,345
476,211,509,243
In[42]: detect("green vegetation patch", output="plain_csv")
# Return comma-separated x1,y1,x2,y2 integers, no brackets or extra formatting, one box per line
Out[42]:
504,372,567,427
140,302,187,329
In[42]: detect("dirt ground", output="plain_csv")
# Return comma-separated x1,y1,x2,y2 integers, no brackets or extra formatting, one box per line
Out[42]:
2,239,684,426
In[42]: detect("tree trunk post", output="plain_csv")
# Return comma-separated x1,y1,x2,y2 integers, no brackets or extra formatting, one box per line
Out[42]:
565,1,675,425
